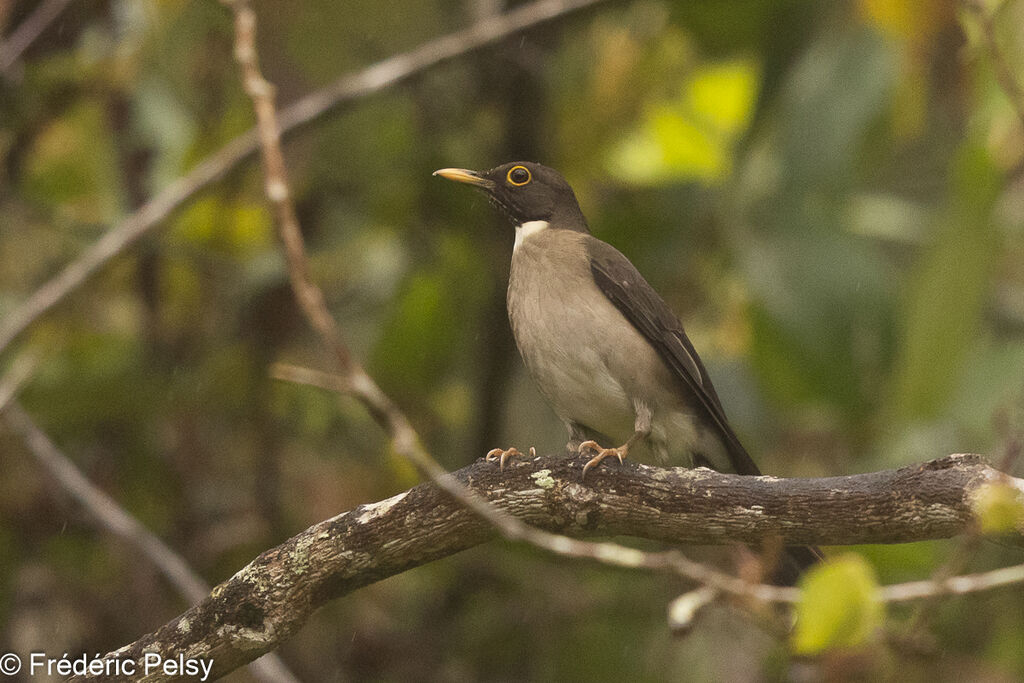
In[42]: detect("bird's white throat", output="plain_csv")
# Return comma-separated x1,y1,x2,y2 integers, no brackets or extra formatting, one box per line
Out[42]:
513,220,550,253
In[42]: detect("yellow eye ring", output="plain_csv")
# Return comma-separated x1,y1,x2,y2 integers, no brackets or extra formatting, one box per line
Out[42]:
507,165,531,186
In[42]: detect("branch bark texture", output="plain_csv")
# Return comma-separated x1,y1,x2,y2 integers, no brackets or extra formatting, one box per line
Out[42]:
73,453,1023,681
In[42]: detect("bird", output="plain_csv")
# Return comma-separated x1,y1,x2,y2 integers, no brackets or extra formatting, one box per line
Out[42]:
434,161,821,584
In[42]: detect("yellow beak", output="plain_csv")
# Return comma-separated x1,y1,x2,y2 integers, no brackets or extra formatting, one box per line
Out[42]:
433,167,495,189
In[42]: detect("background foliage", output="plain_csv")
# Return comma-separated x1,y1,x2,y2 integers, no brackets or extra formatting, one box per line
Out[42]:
2,0,1024,680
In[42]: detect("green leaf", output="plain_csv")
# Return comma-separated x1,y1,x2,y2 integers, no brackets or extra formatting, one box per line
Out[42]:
792,554,883,654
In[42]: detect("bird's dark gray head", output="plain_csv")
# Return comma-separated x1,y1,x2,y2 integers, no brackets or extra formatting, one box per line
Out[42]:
434,161,588,232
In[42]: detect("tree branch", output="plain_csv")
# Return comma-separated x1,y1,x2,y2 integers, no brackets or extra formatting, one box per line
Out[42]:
0,0,75,77
0,0,606,358
71,453,1024,682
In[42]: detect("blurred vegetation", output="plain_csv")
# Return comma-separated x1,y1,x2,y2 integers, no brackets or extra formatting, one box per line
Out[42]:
2,0,1024,680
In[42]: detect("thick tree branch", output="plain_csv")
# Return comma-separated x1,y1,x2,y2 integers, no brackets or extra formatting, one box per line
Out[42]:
73,453,1024,682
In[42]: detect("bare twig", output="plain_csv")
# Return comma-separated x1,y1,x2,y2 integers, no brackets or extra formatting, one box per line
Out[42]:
963,0,1024,129
0,0,605,358
69,453,1024,681
1,401,299,683
223,1,353,373
667,586,721,634
0,352,38,412
880,561,1024,601
3,405,210,601
0,0,74,76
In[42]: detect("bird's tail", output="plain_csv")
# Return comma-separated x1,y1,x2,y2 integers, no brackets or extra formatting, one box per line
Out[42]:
769,545,825,586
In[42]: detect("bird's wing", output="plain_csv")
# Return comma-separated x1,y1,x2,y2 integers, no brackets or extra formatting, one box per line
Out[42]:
586,237,762,476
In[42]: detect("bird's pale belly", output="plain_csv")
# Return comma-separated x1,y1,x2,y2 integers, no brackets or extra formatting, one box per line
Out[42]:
522,328,637,443
507,230,706,462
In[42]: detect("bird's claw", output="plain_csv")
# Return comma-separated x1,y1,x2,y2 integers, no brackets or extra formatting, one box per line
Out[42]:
485,446,536,471
578,440,626,479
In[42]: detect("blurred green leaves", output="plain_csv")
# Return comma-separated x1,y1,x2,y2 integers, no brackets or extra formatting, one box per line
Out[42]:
608,59,759,183
22,101,121,224
729,25,900,427
891,147,1002,420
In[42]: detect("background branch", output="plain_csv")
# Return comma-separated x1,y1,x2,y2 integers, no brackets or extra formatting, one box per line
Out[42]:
1,399,299,683
0,0,606,358
0,0,74,77
71,453,1024,682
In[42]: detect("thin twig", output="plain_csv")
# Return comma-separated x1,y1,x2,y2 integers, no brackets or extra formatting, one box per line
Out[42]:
0,0,605,358
880,561,1024,601
1,399,299,683
900,531,982,648
223,1,352,372
0,0,74,76
667,586,721,634
4,405,210,600
0,352,38,412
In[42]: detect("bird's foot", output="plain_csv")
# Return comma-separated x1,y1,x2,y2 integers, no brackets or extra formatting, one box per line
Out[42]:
485,446,536,471
578,440,628,479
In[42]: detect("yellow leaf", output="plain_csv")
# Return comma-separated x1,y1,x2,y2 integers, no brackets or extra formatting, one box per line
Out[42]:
606,58,759,184
687,60,758,132
972,482,1024,535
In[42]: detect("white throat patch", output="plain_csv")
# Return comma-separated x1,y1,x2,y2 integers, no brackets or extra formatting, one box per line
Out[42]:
513,220,550,253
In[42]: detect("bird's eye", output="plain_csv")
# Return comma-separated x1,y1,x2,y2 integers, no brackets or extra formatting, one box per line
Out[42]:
507,165,531,186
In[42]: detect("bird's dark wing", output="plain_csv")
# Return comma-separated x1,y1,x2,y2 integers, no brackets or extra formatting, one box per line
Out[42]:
586,238,824,583
585,237,762,476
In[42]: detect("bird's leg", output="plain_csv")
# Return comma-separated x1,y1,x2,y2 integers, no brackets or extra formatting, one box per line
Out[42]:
579,403,652,478
485,446,536,471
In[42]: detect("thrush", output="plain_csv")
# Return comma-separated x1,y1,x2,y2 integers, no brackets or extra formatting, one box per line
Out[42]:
435,161,821,584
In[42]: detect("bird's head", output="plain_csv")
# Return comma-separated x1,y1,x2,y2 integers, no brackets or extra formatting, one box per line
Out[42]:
433,161,588,231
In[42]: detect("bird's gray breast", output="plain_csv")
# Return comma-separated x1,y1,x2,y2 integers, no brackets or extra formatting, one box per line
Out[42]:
506,229,677,446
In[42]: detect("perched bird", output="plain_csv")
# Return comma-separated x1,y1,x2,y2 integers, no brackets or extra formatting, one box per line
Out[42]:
435,161,821,583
